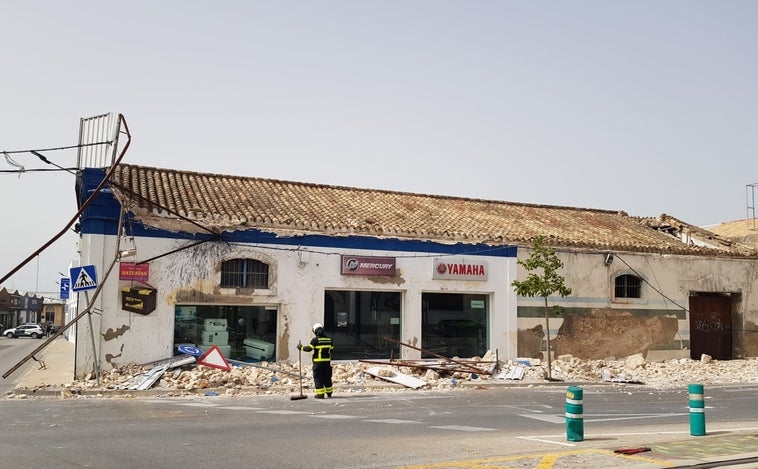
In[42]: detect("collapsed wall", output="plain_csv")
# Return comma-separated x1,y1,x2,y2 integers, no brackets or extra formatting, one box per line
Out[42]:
552,310,679,360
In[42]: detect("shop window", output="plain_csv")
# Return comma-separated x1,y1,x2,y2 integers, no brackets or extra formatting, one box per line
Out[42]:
174,305,277,361
324,291,402,360
422,293,488,358
221,259,269,288
614,274,642,299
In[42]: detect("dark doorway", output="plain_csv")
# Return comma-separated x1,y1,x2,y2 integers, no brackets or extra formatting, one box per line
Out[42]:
421,293,488,358
689,294,732,360
324,290,401,360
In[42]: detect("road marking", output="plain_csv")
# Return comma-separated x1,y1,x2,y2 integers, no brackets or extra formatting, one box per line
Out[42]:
310,414,356,419
364,419,423,424
518,412,688,424
217,406,264,411
176,402,218,407
258,410,309,415
429,425,497,432
397,449,669,468
517,435,576,447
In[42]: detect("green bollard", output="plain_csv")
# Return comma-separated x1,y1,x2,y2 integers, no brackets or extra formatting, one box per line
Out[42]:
688,383,706,436
566,386,584,442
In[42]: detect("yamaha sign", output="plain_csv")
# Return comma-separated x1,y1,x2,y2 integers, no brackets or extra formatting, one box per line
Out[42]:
432,257,488,281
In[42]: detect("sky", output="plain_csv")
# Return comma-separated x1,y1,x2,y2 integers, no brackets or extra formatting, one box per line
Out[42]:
1,1,757,295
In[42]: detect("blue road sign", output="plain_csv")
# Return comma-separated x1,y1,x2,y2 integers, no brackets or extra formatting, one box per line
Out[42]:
177,345,203,356
70,265,98,292
60,278,70,299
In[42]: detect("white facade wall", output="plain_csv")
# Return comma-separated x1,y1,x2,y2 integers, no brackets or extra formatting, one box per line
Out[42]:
74,233,517,376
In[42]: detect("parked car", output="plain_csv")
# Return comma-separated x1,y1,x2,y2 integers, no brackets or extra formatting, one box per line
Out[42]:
3,324,45,339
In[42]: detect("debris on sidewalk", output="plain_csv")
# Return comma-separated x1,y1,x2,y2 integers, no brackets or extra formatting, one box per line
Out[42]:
364,366,428,389
496,366,525,380
12,342,758,398
601,368,643,384
116,355,196,390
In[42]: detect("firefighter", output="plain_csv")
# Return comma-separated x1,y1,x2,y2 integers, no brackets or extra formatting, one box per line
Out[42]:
297,322,334,398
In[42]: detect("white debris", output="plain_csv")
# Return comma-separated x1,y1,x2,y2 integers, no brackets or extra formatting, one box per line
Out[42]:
17,350,758,395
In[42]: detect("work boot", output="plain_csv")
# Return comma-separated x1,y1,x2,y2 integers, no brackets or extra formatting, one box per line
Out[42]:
326,393,332,397
315,394,324,399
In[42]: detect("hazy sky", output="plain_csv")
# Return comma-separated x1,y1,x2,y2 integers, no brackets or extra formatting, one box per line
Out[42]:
1,1,757,294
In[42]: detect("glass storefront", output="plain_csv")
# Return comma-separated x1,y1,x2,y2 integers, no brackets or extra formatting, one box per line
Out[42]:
421,293,488,358
324,290,402,360
174,305,277,361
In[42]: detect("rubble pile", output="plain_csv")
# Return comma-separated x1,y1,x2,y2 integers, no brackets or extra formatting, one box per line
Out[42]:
548,353,758,389
22,351,758,395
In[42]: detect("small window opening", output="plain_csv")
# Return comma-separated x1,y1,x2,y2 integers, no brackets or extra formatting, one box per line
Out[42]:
615,274,642,298
221,259,269,288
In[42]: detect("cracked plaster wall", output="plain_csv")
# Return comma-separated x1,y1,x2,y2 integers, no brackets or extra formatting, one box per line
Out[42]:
76,233,518,375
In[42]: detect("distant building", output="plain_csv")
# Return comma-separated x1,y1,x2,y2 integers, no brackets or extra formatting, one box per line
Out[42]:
0,288,44,328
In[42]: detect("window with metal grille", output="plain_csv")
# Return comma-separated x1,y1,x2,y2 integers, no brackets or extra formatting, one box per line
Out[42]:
221,259,269,288
614,274,642,298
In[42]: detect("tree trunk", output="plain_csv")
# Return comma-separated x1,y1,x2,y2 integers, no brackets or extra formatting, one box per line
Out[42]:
543,297,552,380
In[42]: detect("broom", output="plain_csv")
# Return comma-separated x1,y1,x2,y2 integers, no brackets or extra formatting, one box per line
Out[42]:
290,340,307,400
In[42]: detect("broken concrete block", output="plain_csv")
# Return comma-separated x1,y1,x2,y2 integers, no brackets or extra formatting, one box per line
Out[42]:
625,353,646,369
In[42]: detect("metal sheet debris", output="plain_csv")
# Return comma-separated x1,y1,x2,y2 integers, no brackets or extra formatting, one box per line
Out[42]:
365,366,428,389
115,355,196,390
496,366,525,380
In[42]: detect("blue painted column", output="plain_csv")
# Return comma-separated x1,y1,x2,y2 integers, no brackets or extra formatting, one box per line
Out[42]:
688,383,706,436
566,386,584,442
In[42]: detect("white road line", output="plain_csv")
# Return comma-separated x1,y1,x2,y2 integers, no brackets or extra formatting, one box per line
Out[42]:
217,406,264,411
258,410,310,415
517,436,576,447
429,425,497,432
517,412,689,424
176,402,219,407
310,414,357,419
363,419,423,424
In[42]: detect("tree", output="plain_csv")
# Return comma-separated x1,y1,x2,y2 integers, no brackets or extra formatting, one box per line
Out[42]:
511,236,572,380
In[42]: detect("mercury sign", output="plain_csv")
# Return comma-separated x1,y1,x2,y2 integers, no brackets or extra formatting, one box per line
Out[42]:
341,255,396,276
432,257,488,281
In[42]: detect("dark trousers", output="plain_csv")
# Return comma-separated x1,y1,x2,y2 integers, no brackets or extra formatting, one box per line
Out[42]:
313,362,333,396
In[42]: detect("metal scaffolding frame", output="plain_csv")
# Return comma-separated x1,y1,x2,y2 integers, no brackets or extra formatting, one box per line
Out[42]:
748,183,758,231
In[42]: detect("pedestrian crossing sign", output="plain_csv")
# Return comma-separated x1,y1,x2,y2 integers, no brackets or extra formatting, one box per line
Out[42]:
70,265,98,292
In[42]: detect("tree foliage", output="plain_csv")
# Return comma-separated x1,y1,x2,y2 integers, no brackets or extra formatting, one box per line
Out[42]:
511,235,571,380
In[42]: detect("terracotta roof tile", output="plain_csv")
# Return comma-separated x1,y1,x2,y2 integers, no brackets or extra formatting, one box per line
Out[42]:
108,164,756,257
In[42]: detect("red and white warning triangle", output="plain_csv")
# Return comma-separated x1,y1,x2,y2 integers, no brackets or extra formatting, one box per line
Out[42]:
197,345,231,371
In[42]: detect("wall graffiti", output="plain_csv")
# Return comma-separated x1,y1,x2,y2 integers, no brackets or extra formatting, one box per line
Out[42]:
692,311,729,332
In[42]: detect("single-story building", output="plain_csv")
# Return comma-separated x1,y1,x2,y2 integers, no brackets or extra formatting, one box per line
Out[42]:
70,162,758,378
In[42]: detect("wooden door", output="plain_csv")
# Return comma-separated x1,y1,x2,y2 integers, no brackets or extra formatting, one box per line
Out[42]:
689,295,732,360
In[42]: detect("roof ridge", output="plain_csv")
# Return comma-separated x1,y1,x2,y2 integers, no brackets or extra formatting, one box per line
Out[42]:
116,163,624,216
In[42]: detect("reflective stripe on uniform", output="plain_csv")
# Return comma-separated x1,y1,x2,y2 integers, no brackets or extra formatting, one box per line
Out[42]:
313,337,333,362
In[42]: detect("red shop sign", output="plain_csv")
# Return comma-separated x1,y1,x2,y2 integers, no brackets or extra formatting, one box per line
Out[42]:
119,262,150,282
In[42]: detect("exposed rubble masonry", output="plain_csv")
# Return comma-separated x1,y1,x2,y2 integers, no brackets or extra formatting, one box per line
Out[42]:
552,309,678,359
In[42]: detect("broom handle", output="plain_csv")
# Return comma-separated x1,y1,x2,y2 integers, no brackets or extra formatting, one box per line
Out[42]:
298,340,303,394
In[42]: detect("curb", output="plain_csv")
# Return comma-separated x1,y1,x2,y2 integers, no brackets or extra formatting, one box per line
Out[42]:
8,379,602,399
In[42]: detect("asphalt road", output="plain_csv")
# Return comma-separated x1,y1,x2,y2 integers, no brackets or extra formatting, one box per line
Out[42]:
3,384,758,469
0,335,42,393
